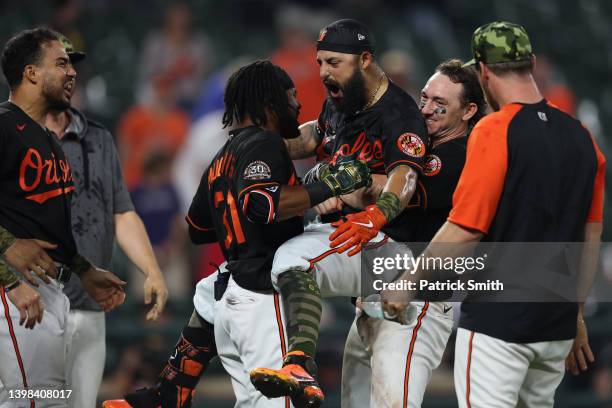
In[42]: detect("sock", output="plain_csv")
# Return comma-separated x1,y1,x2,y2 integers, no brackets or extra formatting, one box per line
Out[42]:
278,269,322,358
157,322,218,407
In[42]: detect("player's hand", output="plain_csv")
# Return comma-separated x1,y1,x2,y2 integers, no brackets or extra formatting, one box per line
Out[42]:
380,283,413,320
80,267,127,312
329,205,387,256
314,197,344,215
6,281,44,329
322,160,372,196
3,239,58,285
143,271,168,321
566,315,594,375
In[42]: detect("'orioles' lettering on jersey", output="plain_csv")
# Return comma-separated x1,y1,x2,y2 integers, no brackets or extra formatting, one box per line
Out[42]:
0,102,78,264
187,126,303,291
19,148,74,203
315,81,429,242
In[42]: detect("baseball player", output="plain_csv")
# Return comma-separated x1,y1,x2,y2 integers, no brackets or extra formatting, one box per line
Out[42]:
0,28,126,407
341,58,487,408
43,36,168,408
104,60,370,408
384,22,605,408
249,19,428,406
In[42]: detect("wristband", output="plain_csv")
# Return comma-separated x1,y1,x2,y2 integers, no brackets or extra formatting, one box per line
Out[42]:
304,181,334,207
3,279,21,293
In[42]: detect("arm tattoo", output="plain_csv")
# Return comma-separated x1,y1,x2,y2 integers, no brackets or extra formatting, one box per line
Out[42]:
287,121,320,159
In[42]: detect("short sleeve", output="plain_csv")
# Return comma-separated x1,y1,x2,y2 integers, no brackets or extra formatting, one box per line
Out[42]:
235,135,291,198
186,170,216,243
109,135,135,214
447,109,517,233
382,111,429,174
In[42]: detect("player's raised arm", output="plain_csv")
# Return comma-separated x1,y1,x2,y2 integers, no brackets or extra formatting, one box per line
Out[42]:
284,120,321,159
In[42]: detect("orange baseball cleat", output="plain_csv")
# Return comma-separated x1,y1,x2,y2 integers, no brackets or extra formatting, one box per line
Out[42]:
250,351,324,408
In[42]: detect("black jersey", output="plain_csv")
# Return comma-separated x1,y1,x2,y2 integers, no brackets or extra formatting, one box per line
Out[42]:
0,102,77,264
187,127,303,291
403,137,468,243
449,101,606,343
315,82,429,241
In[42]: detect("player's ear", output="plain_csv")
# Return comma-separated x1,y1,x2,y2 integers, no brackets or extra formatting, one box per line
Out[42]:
23,64,39,85
478,61,489,81
462,102,478,122
360,52,373,70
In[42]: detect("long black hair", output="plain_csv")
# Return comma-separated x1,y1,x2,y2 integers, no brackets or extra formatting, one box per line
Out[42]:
222,60,293,129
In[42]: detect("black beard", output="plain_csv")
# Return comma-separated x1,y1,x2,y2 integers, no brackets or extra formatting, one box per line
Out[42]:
278,107,300,139
329,69,368,115
43,83,70,112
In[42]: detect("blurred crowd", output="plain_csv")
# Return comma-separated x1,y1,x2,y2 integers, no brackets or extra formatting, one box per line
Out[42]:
1,0,612,406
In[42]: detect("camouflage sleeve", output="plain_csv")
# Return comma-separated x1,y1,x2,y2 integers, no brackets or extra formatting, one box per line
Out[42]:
0,258,18,286
0,225,17,255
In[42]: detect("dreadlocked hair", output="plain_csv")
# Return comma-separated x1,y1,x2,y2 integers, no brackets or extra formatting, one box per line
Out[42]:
222,60,289,129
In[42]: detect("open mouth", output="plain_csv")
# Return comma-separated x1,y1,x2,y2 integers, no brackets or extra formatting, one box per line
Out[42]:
325,82,342,98
64,82,74,97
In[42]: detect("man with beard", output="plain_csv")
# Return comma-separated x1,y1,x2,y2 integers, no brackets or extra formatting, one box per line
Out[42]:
384,22,605,408
43,36,169,408
104,60,370,408
341,58,486,408
0,28,126,407
249,19,427,407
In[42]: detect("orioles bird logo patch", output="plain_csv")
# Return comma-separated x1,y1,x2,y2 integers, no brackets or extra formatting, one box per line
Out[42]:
423,154,442,176
397,133,425,158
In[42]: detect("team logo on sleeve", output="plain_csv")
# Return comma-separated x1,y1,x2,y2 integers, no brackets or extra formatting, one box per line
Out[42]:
244,161,272,180
423,154,442,176
397,133,425,158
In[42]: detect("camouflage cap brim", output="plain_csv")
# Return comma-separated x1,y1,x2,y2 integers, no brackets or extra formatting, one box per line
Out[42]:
462,58,476,67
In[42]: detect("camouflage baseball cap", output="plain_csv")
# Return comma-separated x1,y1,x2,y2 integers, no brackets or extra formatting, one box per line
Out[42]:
463,21,532,67
58,34,86,63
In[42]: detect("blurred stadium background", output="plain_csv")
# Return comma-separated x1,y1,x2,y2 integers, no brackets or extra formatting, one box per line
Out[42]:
1,0,612,406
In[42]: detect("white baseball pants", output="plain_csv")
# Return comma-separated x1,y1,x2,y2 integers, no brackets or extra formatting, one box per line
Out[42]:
454,328,573,408
341,301,453,408
0,281,70,408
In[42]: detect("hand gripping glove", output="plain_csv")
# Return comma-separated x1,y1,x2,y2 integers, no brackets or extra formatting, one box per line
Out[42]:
329,204,387,256
321,160,372,196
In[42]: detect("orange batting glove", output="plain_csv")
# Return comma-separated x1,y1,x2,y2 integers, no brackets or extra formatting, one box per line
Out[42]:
329,205,387,256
